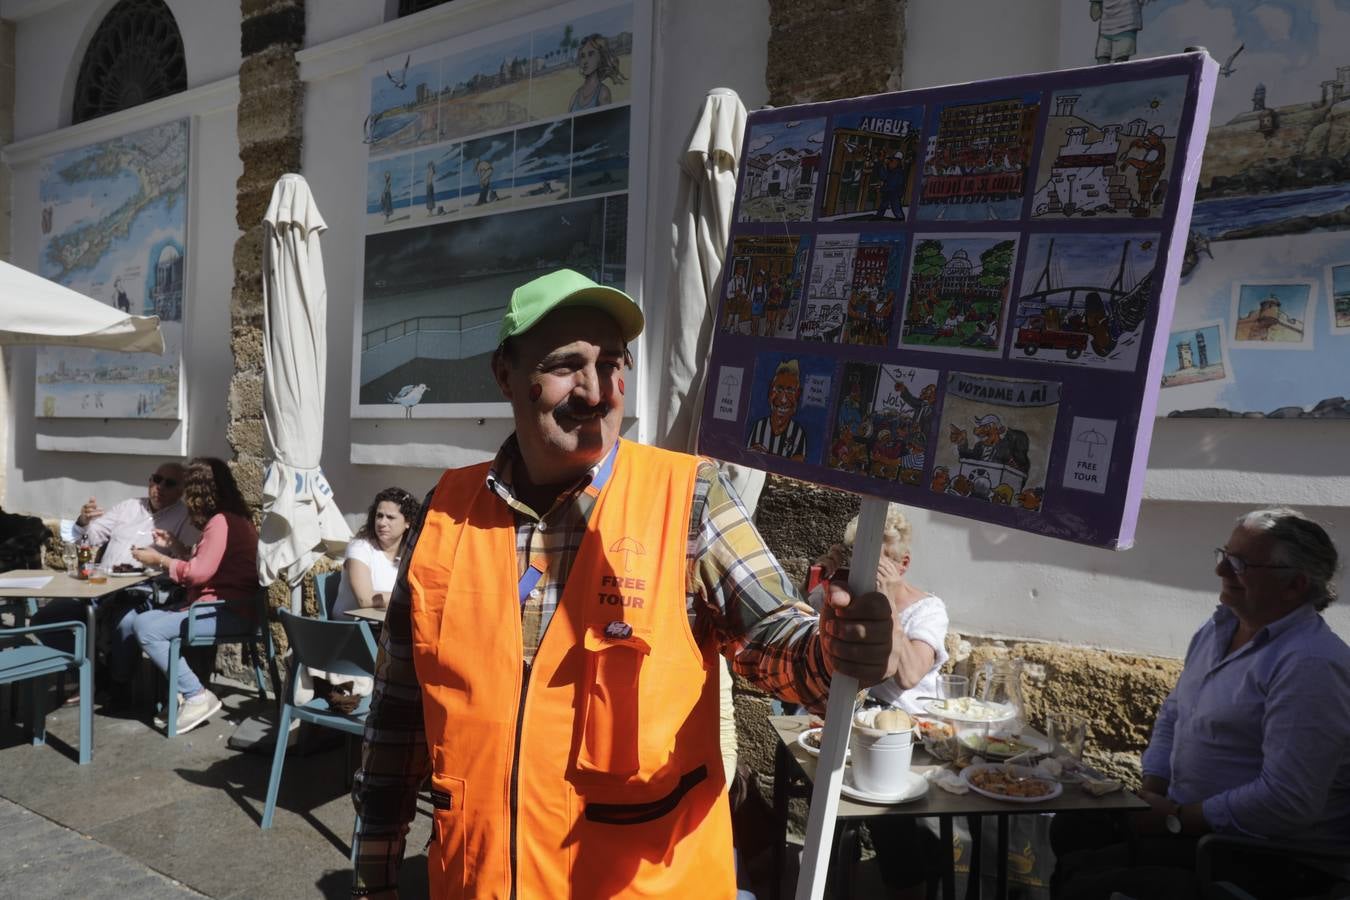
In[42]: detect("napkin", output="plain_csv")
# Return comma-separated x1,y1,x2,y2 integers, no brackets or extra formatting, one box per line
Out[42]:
926,768,970,794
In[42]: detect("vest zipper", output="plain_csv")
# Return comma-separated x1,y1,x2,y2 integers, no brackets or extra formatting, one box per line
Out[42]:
509,659,530,900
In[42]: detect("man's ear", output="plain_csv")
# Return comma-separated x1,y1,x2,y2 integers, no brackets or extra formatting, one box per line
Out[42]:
491,350,513,400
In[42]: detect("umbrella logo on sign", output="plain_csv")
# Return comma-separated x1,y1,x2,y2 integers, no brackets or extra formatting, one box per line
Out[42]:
608,537,645,573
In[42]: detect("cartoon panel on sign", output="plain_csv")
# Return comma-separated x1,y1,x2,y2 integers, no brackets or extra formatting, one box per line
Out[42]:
719,234,811,338
737,118,827,224
1012,233,1160,370
899,233,1019,356
933,372,1061,513
917,91,1041,221
744,352,835,466
829,363,941,486
1031,76,1187,220
800,233,905,346
820,105,924,221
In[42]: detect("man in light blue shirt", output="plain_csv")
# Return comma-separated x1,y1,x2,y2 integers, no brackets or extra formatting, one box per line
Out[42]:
1053,507,1349,900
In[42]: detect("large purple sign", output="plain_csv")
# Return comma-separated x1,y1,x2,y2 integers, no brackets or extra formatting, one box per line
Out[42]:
698,54,1218,549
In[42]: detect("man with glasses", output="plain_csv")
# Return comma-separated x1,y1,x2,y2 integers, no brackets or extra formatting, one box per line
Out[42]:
1052,507,1350,900
32,462,201,707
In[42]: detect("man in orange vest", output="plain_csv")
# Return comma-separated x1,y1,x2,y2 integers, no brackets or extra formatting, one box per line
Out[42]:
352,269,909,899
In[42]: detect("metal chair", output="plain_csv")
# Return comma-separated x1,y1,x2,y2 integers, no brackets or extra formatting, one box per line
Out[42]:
1196,833,1350,900
0,621,92,764
261,609,376,855
313,570,342,620
163,589,281,737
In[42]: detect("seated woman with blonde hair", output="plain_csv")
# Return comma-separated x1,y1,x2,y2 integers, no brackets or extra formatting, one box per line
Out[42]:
809,503,949,712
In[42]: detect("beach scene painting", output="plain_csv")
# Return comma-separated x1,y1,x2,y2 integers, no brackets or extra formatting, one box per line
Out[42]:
529,4,634,120
412,144,462,222
433,34,532,145
366,154,415,230
36,119,188,419
512,119,573,205
366,51,442,153
571,105,630,197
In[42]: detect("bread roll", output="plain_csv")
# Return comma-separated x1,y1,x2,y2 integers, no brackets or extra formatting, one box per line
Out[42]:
874,708,913,733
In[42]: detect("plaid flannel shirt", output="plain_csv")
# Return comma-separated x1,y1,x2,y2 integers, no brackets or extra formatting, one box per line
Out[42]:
350,438,828,894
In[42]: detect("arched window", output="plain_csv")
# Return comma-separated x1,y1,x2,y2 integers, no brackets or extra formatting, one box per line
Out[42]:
73,0,187,125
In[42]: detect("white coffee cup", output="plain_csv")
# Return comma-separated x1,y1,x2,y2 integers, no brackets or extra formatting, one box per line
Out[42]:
850,708,915,795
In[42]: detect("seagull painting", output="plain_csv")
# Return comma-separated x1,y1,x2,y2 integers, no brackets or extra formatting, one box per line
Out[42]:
386,54,411,90
388,383,429,418
1219,43,1244,78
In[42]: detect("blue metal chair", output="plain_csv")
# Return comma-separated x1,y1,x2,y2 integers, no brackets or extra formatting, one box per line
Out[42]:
163,590,282,737
0,621,92,764
261,609,376,848
313,570,342,620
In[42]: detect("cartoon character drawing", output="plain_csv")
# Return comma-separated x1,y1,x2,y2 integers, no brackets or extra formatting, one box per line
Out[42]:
1091,0,1151,64
871,149,910,221
380,171,394,221
474,159,497,205
424,161,437,215
568,33,626,112
1119,125,1167,215
747,359,807,462
949,413,1032,474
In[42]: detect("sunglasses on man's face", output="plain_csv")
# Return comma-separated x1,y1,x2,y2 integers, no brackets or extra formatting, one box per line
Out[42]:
150,473,180,489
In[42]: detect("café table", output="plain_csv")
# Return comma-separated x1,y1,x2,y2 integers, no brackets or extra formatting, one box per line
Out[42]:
769,714,1148,900
0,568,156,753
342,606,386,624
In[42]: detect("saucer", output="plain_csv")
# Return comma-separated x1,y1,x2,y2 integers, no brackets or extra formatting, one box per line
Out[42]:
839,768,928,805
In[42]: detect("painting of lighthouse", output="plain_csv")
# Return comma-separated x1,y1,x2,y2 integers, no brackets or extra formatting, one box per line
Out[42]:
1162,321,1230,388
1032,76,1187,221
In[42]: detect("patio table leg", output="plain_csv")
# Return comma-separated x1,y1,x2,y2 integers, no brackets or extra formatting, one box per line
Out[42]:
772,740,789,900
940,815,955,900
965,814,982,900
996,814,1009,899
83,598,96,754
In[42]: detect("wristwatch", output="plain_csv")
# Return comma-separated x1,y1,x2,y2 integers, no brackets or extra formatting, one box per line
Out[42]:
1164,805,1183,835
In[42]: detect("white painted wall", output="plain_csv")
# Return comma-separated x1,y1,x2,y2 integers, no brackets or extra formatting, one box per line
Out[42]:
900,0,1350,656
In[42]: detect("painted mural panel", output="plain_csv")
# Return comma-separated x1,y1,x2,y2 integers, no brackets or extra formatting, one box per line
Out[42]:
356,1,639,415
1060,0,1350,418
35,119,188,420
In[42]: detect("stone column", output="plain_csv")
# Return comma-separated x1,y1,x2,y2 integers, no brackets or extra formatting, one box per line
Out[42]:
229,0,305,507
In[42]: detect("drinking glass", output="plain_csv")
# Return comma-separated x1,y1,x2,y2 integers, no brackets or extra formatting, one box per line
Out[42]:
61,542,79,576
937,673,969,700
1047,712,1087,760
87,564,109,585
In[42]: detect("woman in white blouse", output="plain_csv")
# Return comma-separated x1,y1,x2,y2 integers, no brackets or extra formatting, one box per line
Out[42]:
332,487,420,618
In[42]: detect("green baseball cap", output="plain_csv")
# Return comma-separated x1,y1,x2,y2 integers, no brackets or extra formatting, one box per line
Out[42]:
497,269,644,344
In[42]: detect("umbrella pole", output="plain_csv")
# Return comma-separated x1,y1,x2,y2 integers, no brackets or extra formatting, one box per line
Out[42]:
794,495,887,900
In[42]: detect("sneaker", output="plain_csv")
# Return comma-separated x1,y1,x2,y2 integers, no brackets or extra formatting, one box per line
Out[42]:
171,690,222,734
152,692,186,729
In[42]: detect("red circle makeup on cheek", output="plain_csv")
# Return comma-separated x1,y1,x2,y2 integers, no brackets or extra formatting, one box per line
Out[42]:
529,384,543,402
618,378,626,396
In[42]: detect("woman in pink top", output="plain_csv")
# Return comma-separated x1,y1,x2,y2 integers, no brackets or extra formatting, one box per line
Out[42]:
131,457,259,733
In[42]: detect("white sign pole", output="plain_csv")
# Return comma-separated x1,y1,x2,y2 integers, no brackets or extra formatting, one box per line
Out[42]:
794,495,890,900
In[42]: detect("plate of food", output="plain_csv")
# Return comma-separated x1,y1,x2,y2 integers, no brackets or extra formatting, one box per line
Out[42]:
110,564,148,577
797,727,850,760
958,731,1051,760
922,696,1017,724
961,764,1063,803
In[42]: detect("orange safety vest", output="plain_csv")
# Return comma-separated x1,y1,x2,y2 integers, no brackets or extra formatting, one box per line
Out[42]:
408,439,736,899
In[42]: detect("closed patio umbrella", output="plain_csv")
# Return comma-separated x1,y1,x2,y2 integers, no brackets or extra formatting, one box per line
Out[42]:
257,174,350,600
0,260,163,353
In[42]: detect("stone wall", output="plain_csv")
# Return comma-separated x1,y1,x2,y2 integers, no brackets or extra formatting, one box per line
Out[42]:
221,0,307,673
766,0,905,107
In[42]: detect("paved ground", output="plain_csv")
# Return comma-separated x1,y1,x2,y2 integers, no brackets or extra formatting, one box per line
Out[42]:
0,679,431,899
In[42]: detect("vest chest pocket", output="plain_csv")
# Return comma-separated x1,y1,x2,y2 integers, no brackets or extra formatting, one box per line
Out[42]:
575,625,651,778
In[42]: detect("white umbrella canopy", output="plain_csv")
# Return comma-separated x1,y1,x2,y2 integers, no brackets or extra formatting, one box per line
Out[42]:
0,260,164,353
257,174,350,591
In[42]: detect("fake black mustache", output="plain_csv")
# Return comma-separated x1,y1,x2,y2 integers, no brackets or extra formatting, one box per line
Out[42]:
553,398,611,420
